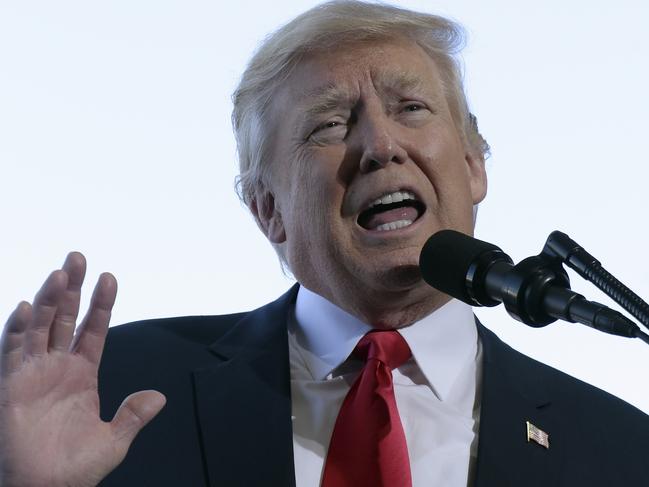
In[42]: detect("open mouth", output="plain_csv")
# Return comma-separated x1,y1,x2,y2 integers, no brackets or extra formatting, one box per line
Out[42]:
357,190,426,232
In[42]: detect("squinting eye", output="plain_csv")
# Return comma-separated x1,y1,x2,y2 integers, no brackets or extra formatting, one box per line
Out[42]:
312,120,345,134
404,104,424,112
318,122,341,130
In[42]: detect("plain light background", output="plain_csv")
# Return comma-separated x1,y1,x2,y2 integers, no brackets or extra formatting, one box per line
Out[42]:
1,0,648,412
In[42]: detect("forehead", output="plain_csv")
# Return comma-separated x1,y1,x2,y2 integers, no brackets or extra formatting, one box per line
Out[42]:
288,39,445,104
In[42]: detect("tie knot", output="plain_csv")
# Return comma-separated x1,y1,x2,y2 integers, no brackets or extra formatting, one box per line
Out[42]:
354,330,411,370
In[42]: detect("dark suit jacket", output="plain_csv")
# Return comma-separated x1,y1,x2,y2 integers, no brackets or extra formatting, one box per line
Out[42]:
98,285,649,486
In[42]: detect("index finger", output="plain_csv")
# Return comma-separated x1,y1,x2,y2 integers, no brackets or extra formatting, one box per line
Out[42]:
70,272,117,366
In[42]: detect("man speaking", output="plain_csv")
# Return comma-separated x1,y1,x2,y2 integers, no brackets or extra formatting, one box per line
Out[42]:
1,1,648,486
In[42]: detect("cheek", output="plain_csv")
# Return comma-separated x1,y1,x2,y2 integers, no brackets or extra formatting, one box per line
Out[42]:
284,164,341,236
411,139,475,214
302,151,346,206
415,147,468,190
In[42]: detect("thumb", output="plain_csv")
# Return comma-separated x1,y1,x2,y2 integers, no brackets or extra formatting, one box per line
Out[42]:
110,390,166,451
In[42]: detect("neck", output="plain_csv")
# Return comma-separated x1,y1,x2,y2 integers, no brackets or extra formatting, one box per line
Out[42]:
307,281,451,330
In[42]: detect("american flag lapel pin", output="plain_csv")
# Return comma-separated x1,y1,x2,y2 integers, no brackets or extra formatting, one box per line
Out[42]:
526,421,550,449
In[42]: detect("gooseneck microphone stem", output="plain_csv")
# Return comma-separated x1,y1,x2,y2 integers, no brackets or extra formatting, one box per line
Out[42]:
544,231,649,330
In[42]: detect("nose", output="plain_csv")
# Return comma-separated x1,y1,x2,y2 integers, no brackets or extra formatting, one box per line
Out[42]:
358,109,408,173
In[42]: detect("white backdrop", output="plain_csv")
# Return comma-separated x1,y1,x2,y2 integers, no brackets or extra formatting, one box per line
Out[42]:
1,0,648,412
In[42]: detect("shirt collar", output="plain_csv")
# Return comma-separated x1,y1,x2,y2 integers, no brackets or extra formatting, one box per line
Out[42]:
398,298,478,401
293,285,478,401
293,285,372,381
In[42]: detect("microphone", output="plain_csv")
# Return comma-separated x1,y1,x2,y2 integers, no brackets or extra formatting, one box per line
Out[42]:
419,229,512,308
419,230,642,340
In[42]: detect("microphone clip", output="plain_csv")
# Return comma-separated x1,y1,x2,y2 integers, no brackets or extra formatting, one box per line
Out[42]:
498,253,570,328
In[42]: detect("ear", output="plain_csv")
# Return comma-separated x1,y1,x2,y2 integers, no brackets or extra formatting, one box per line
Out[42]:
465,150,488,205
250,190,286,244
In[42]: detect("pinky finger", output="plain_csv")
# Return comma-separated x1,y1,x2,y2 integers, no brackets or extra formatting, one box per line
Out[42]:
0,302,32,376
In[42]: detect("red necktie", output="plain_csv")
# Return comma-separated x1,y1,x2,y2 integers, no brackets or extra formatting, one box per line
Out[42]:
321,330,413,487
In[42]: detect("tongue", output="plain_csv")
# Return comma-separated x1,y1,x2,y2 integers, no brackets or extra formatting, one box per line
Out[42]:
363,206,419,230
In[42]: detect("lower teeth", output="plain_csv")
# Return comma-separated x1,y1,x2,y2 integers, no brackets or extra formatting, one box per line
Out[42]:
375,219,413,231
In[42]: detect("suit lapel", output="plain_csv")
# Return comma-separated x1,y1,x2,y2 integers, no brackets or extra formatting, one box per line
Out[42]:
192,286,299,487
474,322,567,487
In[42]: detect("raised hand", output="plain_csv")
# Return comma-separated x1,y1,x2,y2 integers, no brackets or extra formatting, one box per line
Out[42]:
0,253,166,487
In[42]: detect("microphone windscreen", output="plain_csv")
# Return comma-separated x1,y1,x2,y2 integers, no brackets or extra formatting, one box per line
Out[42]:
419,229,502,304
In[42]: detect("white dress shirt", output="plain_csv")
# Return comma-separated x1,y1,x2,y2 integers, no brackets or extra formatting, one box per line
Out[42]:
288,286,483,487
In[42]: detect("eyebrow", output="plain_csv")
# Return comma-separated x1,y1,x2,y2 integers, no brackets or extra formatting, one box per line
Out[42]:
298,72,430,119
299,83,356,119
378,71,427,95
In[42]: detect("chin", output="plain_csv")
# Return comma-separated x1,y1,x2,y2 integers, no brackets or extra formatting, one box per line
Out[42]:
359,246,421,284
373,263,423,290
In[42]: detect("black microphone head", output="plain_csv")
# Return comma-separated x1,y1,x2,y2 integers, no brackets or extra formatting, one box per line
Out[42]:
419,229,505,305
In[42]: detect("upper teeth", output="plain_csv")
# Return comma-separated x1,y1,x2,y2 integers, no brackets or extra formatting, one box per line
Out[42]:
370,190,416,208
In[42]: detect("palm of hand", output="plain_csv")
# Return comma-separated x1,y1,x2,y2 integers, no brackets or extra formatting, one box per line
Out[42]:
0,253,165,487
1,354,113,487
